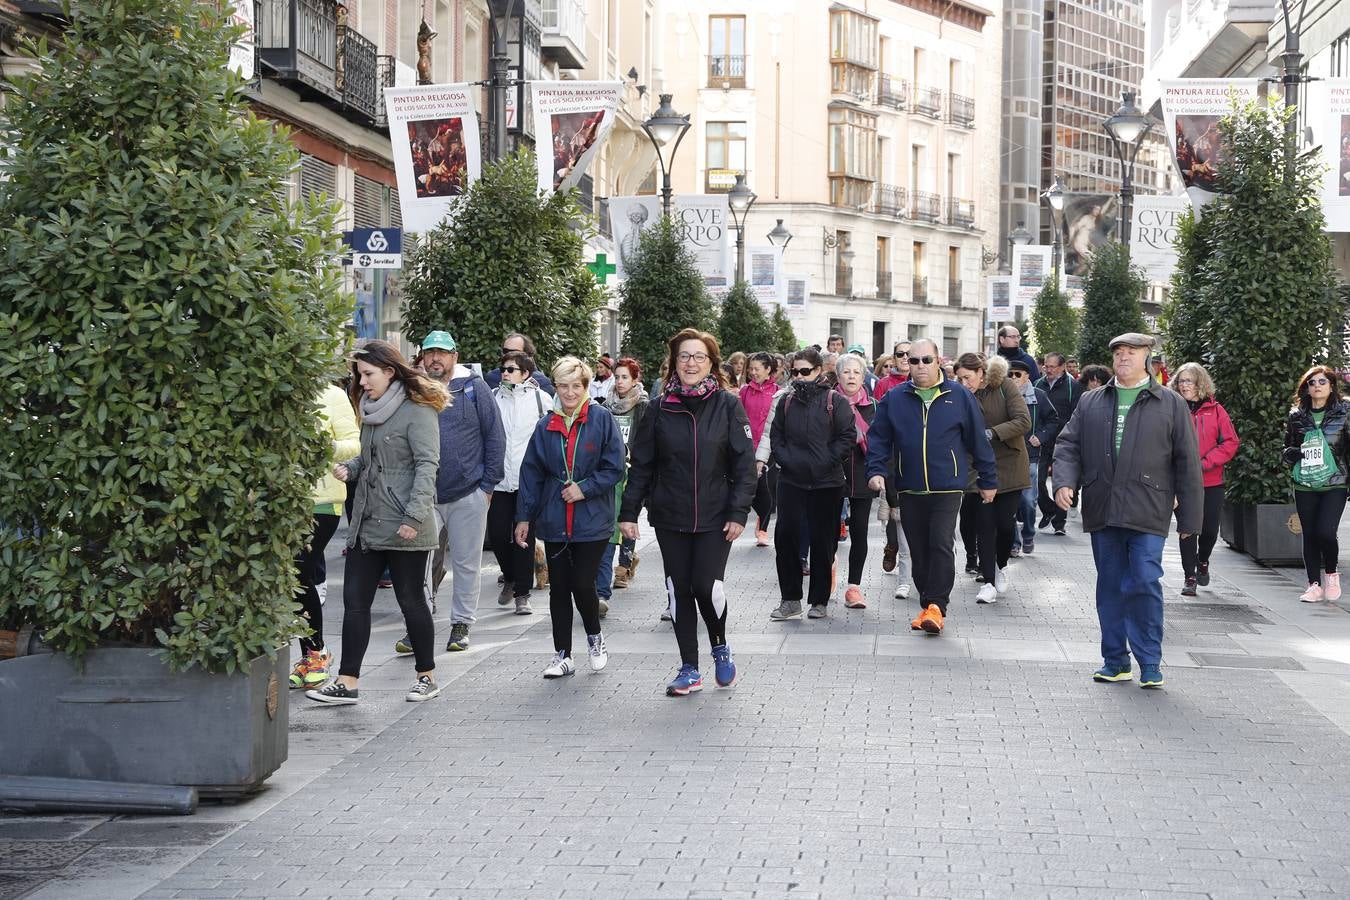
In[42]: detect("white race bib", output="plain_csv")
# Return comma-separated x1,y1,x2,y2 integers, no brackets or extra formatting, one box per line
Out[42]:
1302,434,1325,468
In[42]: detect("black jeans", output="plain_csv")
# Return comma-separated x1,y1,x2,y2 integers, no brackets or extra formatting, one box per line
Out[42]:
487,490,535,597
752,464,779,532
775,482,843,606
1037,438,1067,528
339,546,435,677
295,513,340,653
897,492,962,613
1295,488,1348,585
544,540,606,656
655,529,733,666
1178,484,1224,579
845,496,874,585
964,491,1020,581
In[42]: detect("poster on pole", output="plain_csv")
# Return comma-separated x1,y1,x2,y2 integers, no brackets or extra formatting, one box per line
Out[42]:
1010,244,1052,305
747,245,782,303
1160,79,1260,210
783,274,810,319
673,194,732,291
385,84,482,233
987,276,1012,320
1130,194,1189,281
227,0,255,79
1316,80,1350,233
530,81,623,195
609,196,662,279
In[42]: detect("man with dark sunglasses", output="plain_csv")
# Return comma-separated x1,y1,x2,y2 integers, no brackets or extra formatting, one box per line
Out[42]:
483,332,556,396
866,339,997,635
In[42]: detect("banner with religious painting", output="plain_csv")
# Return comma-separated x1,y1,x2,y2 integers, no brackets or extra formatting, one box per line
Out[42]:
385,84,482,233
1160,79,1260,209
530,81,623,195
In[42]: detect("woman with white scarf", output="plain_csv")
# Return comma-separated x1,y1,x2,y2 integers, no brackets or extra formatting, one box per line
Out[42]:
835,355,880,609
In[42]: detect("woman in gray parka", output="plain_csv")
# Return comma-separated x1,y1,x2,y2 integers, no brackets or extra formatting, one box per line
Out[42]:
307,340,447,707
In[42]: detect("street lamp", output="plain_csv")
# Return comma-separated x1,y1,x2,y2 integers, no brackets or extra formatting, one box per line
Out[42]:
642,94,691,217
727,174,757,284
1040,174,1066,276
1007,220,1032,272
1277,0,1312,184
1102,90,1155,247
486,0,522,163
766,219,793,251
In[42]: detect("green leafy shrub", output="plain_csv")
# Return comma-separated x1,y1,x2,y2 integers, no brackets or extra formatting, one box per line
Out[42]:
717,282,775,356
400,151,603,368
1159,208,1215,369
0,0,348,672
1029,276,1080,360
769,305,799,354
618,216,715,377
1077,241,1147,366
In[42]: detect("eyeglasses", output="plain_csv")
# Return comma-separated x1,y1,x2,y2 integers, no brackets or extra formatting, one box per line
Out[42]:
792,367,817,377
908,356,937,366
677,352,710,363
501,366,522,374
1309,377,1332,386
1175,378,1195,386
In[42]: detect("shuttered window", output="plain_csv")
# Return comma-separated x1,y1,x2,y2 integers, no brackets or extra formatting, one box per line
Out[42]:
299,154,338,202
352,174,383,228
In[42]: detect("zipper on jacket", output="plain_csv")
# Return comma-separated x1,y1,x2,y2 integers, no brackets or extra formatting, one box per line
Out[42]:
950,449,957,477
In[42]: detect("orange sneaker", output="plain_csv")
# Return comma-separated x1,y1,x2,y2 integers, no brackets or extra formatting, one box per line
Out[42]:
918,604,944,634
910,610,926,631
844,586,867,609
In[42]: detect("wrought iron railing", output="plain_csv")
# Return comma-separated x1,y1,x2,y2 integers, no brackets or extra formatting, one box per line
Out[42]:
708,55,748,88
948,93,975,127
945,197,975,228
912,191,941,223
913,85,942,119
340,26,378,120
873,184,908,218
877,271,893,300
257,0,338,93
374,54,396,129
877,74,907,110
913,275,929,304
948,281,963,306
836,264,854,297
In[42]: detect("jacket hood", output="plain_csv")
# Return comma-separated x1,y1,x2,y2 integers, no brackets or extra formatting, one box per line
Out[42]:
447,364,475,386
983,355,1009,390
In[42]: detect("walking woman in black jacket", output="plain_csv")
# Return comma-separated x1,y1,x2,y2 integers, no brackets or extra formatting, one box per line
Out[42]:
768,348,857,621
620,329,757,697
1283,365,1350,603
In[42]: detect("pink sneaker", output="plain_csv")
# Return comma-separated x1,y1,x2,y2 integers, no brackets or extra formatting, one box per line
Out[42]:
1325,573,1342,601
1300,582,1325,603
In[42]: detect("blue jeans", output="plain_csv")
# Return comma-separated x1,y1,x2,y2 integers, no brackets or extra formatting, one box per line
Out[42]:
1015,461,1039,547
596,543,617,601
1089,527,1166,668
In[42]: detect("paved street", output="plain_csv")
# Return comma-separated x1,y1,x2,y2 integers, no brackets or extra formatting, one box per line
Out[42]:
8,512,1350,899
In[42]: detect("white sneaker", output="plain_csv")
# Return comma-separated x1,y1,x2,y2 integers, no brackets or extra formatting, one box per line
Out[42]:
976,583,998,604
994,566,1009,595
894,583,911,600
587,633,608,671
1300,583,1325,603
543,651,576,678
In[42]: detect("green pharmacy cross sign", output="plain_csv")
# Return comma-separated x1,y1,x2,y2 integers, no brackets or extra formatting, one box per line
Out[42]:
587,253,617,284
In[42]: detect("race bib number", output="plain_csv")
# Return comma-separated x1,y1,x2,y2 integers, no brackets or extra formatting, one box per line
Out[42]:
1302,435,1324,468
619,421,631,444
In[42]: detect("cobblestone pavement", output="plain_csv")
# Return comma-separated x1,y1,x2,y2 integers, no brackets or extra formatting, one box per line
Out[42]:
9,510,1350,899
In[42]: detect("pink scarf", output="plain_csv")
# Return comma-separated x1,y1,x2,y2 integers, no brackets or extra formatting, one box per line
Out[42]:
836,384,872,454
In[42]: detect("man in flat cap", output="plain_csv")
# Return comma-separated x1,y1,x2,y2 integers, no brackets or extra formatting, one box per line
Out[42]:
1052,332,1203,689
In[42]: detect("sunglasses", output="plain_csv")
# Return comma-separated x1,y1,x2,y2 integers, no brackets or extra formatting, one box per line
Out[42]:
907,356,937,366
1309,377,1332,386
501,366,522,374
1009,371,1027,378
792,367,817,377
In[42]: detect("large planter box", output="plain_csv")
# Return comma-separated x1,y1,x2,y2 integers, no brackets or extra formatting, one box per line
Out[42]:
1232,501,1303,567
1219,499,1245,553
0,647,288,797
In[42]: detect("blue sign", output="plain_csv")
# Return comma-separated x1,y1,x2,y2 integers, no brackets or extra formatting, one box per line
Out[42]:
341,228,402,269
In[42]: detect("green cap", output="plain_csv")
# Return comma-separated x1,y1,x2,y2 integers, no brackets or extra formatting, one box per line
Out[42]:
846,343,866,355
421,330,458,352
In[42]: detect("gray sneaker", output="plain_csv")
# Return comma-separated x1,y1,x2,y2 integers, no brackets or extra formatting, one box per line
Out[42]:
406,674,441,702
807,604,827,619
770,600,803,620
497,582,514,606
446,623,470,652
514,595,533,615
598,597,609,618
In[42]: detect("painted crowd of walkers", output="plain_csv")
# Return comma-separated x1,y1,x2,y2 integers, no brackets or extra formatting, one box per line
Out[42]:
287,322,1350,703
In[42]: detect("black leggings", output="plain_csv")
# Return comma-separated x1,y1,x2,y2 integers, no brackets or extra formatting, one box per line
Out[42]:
1178,484,1224,578
1295,488,1348,585
487,490,536,597
961,491,1019,579
775,483,843,606
339,546,434,677
845,496,874,585
544,540,606,656
655,529,733,666
752,465,779,532
295,513,340,653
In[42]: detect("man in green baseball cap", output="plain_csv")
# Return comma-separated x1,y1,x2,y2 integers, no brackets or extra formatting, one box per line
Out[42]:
421,330,458,353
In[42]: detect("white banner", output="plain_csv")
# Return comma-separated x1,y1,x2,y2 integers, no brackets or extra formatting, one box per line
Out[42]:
1010,244,1052,305
1130,194,1189,282
747,245,782,299
673,194,731,291
609,196,661,280
530,81,623,195
987,276,1012,320
228,0,255,79
1317,80,1350,233
385,84,482,233
1160,79,1260,209
783,273,809,318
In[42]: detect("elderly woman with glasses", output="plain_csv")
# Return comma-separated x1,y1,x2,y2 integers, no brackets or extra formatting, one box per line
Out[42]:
1283,366,1350,603
1169,363,1239,596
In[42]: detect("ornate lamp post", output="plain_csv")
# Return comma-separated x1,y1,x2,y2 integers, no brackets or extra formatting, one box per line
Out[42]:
727,174,757,284
1040,174,1066,276
1007,220,1032,272
642,94,691,217
766,219,793,251
1102,90,1155,247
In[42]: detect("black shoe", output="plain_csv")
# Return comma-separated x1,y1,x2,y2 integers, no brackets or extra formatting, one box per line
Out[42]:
446,623,470,651
1197,562,1210,586
1038,512,1053,530
1181,577,1198,597
964,560,979,577
1053,526,1067,536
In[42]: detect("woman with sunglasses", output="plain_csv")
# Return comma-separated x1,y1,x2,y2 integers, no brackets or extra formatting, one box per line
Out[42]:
767,349,856,620
488,351,549,615
1169,363,1239,596
1283,366,1350,602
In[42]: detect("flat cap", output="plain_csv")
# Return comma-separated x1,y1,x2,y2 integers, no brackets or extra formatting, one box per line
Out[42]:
1108,332,1154,350
1008,359,1031,374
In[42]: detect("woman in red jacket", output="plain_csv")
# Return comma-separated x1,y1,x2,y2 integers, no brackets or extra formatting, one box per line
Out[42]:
1171,363,1239,595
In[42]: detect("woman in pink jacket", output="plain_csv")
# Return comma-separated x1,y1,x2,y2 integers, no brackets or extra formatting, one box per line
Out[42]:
1172,363,1239,595
740,352,782,546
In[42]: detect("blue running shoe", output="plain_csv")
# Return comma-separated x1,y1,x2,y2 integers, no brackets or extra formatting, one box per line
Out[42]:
1092,665,1132,683
711,644,737,687
1138,665,1164,689
666,664,703,696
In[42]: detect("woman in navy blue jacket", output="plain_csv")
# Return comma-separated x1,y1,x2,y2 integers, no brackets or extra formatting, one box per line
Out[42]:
516,357,626,680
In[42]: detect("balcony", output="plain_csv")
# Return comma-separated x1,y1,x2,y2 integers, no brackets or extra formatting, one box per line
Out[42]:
877,271,893,300
913,276,929,304
337,25,378,122
374,54,396,130
836,264,854,297
912,191,941,223
945,197,976,228
913,85,942,119
708,55,748,89
948,280,963,307
872,184,908,219
947,93,975,128
541,0,587,69
877,74,907,111
258,0,339,101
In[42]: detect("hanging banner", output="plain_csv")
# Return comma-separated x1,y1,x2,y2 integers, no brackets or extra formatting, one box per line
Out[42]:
1063,193,1119,276
1130,194,1189,282
987,276,1013,320
530,81,623,195
1160,79,1260,210
1317,80,1350,233
609,196,661,279
385,84,482,233
747,245,782,298
673,194,731,291
783,274,810,318
227,0,255,79
1010,244,1052,305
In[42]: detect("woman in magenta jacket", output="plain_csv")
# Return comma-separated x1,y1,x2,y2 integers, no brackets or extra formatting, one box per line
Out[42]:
740,352,781,545
1171,363,1239,595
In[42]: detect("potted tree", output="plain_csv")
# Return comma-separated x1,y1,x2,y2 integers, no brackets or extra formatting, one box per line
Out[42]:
0,0,347,793
717,282,775,357
618,216,716,377
1076,242,1147,366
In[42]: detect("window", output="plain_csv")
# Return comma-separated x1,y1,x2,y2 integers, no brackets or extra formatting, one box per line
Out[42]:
830,8,878,67
705,121,747,192
876,236,890,273
709,15,747,88
1333,28,1350,78
299,154,338,203
828,107,877,206
829,318,853,344
942,326,961,359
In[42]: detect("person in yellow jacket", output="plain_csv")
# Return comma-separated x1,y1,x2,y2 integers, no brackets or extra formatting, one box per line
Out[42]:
289,380,362,688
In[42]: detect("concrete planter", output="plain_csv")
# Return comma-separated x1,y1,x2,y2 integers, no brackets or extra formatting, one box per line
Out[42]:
1229,501,1303,567
0,647,288,798
1219,499,1245,553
